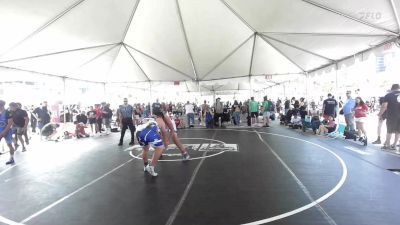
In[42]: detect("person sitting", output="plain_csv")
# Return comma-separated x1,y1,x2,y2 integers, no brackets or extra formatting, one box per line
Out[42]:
75,121,89,138
309,103,321,134
318,115,336,135
290,113,302,129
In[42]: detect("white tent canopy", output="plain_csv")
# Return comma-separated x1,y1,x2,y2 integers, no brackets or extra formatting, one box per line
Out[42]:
0,0,399,88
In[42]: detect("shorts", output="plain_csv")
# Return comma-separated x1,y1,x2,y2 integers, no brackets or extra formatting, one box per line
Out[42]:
386,117,400,133
12,127,25,135
355,117,365,123
0,129,13,144
136,127,164,148
251,112,259,118
89,119,96,124
263,111,271,118
327,127,336,133
103,117,111,125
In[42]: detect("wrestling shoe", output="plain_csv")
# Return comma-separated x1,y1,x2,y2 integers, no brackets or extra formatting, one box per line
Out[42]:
5,159,15,165
182,152,190,161
145,165,158,177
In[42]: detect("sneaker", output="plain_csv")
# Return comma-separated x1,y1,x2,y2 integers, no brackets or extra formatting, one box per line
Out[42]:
5,159,15,165
381,145,390,150
372,139,381,144
390,145,396,150
129,141,135,146
118,141,123,146
22,147,27,152
182,152,190,161
145,165,158,177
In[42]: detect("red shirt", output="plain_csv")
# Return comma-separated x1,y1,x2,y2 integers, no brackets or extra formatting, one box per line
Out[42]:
95,108,102,119
354,104,368,118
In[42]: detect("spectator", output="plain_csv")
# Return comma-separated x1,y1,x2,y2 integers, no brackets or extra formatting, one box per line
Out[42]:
232,100,241,126
87,106,97,134
185,101,195,128
322,93,338,120
33,101,51,130
284,98,290,115
95,104,103,134
378,84,400,150
214,98,223,127
9,102,29,152
249,97,259,125
76,111,88,124
309,103,320,134
102,103,113,134
353,97,369,142
0,100,16,165
318,115,336,135
262,96,270,127
373,95,388,144
201,100,210,126
342,91,356,132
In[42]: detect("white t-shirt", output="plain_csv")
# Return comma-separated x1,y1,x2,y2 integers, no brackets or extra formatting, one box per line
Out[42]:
185,104,194,114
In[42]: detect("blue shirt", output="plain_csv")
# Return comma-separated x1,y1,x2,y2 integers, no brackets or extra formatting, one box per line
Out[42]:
342,97,355,115
119,105,134,119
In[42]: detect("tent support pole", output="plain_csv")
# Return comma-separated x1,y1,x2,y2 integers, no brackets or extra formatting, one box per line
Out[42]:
261,33,334,61
63,77,67,125
175,0,198,81
389,0,400,33
124,44,193,80
202,34,254,80
0,43,119,64
0,0,88,57
301,0,398,35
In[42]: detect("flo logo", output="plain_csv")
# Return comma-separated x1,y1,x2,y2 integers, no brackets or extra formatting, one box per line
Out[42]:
127,138,238,161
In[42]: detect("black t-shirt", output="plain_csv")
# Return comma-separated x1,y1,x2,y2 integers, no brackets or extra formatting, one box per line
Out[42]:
284,100,290,109
383,90,400,119
102,107,113,119
33,107,50,123
152,102,163,117
87,110,96,120
12,109,28,127
76,114,88,124
323,98,337,116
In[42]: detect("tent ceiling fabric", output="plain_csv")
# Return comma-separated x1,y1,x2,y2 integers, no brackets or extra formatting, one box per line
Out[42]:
0,0,399,86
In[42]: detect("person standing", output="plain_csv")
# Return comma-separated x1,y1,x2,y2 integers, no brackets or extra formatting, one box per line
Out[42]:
95,104,103,135
201,100,210,126
214,98,224,127
87,106,97,135
0,100,16,165
378,84,400,150
152,101,190,160
372,95,388,144
249,97,259,125
342,91,356,132
33,101,51,131
102,103,113,134
185,101,195,128
136,119,166,177
353,97,369,143
29,105,38,134
284,98,290,115
9,102,29,152
322,93,338,120
118,98,135,146
232,100,241,126
262,96,270,127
